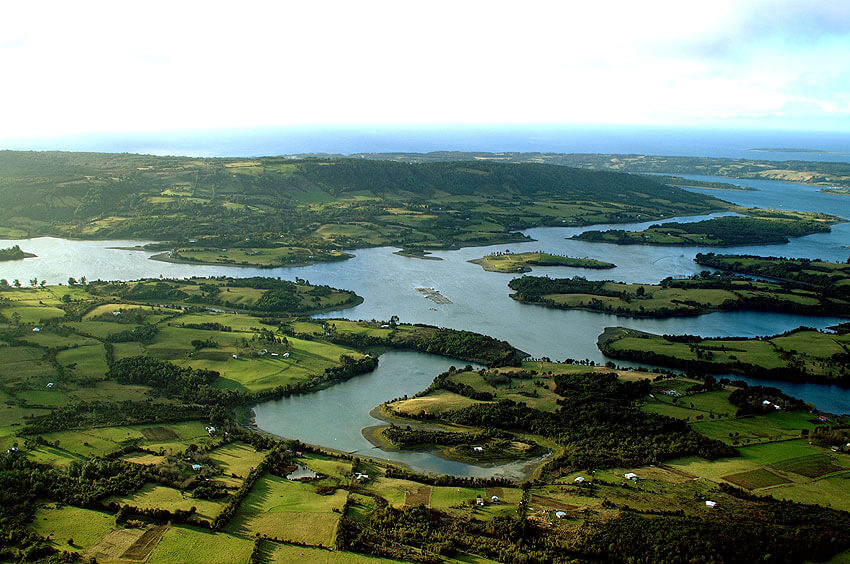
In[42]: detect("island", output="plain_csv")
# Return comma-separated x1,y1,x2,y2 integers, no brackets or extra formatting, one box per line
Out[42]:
507,272,850,318
571,209,841,247
0,244,36,261
150,246,353,268
393,248,443,260
468,251,615,273
597,326,850,387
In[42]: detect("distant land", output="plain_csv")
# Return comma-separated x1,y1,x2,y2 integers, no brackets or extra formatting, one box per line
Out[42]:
341,151,850,189
748,148,827,153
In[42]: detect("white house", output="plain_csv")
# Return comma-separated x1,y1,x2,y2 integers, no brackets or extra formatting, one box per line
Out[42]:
32,327,40,332
46,382,54,389
574,476,585,484
192,464,203,471
555,511,567,519
232,354,238,359
705,500,717,508
282,352,290,358
472,446,484,453
624,473,638,480
491,496,500,503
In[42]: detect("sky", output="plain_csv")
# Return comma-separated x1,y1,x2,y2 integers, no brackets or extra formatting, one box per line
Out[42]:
1,0,849,140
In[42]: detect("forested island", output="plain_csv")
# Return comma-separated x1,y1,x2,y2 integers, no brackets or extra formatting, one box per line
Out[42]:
571,209,840,246
598,326,850,386
507,272,850,318
468,251,615,273
0,244,36,261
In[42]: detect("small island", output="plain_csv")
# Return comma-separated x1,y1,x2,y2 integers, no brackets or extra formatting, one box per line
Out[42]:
0,244,36,261
469,251,615,273
150,246,353,268
393,248,443,260
571,209,840,247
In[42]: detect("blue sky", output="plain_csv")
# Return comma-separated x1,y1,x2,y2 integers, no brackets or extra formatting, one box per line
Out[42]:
1,0,848,139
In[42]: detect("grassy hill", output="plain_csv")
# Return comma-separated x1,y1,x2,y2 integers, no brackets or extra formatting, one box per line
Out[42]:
0,152,726,253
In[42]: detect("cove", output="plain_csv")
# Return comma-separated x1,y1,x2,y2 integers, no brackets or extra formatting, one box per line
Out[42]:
252,350,546,479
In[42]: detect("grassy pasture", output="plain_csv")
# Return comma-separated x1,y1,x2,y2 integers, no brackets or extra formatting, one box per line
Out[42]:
690,410,816,445
668,440,837,486
226,475,346,546
207,442,266,486
264,541,404,563
109,483,226,522
362,476,425,508
300,452,352,480
148,525,254,564
768,473,850,512
56,344,109,380
30,504,116,554
390,389,484,417
450,368,562,412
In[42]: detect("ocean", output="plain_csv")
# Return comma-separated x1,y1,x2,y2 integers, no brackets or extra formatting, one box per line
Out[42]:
4,125,850,162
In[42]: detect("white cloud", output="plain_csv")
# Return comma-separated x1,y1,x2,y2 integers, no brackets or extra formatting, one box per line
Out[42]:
1,0,849,138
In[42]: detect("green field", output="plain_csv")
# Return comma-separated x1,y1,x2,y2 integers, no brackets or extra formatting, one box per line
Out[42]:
147,525,254,564
30,504,117,554
109,483,227,522
263,541,404,563
207,442,267,486
226,475,346,545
